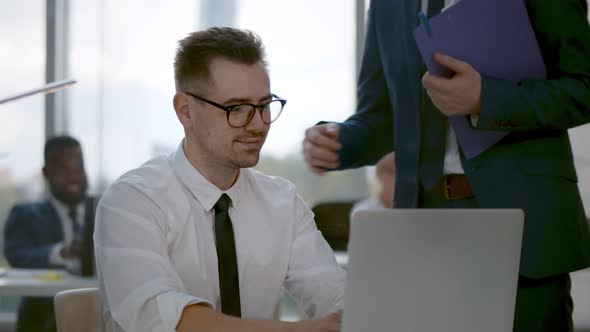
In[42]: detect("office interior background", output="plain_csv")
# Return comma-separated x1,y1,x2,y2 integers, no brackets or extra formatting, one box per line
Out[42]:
1,0,590,329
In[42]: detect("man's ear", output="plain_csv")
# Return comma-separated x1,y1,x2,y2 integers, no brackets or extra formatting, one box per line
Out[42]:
42,165,48,179
173,92,193,128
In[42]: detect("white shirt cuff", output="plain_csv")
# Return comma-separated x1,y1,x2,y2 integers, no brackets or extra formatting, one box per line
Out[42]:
65,259,81,275
469,114,480,127
156,291,211,330
49,243,67,266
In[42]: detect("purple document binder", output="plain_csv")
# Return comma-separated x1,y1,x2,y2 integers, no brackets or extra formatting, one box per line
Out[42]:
413,0,546,159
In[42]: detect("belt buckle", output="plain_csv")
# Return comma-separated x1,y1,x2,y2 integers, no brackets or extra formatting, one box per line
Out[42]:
443,175,474,200
443,175,458,200
443,175,452,200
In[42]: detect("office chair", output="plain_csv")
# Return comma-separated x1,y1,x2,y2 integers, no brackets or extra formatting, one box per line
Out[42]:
54,288,106,332
311,201,356,251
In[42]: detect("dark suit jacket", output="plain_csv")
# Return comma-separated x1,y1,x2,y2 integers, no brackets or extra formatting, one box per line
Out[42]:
335,0,590,278
3,201,65,332
4,201,65,268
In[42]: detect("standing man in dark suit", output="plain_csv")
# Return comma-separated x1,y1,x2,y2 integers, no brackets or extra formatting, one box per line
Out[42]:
303,0,590,331
4,135,88,332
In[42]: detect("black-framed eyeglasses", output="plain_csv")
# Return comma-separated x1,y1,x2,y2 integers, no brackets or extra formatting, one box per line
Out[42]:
184,92,287,128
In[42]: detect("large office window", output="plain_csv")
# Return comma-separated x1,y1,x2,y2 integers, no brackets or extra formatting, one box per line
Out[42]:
0,1,46,263
68,0,367,204
68,0,197,192
0,0,46,315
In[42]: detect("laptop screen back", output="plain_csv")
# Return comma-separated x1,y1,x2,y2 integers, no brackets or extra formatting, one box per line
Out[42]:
342,209,524,332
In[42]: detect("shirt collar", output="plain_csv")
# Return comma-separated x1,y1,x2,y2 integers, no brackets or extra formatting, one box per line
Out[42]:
49,194,84,220
171,140,243,212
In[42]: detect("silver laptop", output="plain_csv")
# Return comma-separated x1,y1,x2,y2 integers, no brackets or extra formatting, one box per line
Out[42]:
342,209,524,332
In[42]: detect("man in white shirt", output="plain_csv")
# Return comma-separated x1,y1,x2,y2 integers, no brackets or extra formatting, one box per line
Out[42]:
4,135,89,332
94,27,345,332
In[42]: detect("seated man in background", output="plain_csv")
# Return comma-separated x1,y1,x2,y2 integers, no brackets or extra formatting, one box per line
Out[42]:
94,27,345,332
4,135,89,332
351,152,395,215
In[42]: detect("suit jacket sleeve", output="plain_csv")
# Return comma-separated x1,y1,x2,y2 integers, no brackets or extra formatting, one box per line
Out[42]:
477,0,590,131
334,2,395,170
4,205,57,268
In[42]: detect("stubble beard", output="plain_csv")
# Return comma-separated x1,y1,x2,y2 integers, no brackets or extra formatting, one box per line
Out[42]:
230,146,262,169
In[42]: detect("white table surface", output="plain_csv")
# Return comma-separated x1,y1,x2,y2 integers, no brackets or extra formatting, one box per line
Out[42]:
0,268,97,297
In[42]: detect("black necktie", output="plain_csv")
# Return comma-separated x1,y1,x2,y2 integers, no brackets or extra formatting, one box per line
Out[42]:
419,0,448,190
213,194,241,317
68,208,81,236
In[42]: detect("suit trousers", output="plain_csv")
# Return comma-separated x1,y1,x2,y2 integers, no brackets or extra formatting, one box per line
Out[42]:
17,297,56,332
418,190,574,332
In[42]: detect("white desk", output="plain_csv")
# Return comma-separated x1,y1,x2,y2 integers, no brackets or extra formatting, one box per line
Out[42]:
0,268,97,297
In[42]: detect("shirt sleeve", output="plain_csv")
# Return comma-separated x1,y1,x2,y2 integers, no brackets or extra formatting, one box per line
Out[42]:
283,192,346,318
94,183,210,332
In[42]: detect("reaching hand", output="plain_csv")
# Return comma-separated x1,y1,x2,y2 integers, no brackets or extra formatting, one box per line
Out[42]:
60,237,83,259
302,123,342,175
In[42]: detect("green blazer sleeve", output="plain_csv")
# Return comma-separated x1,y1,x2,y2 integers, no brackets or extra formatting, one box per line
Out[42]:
477,0,590,131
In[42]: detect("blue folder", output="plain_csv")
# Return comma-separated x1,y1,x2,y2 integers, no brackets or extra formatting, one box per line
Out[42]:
413,0,546,159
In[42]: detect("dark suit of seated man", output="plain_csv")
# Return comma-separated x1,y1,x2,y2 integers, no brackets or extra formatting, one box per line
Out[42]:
4,136,89,332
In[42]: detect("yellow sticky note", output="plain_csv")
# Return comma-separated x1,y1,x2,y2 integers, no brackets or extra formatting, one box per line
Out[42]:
35,272,63,282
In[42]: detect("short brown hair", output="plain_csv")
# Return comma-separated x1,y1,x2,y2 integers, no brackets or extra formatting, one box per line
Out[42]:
174,27,267,93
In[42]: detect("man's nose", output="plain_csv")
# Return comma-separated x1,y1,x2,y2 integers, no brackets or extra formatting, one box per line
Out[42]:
66,169,85,182
245,108,267,131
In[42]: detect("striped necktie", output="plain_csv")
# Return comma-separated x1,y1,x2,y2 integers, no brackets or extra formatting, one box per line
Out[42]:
68,208,81,235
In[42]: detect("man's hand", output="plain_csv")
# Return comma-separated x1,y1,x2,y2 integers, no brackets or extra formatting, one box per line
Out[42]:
422,53,482,117
60,237,83,259
302,123,342,175
177,304,341,332
290,311,342,332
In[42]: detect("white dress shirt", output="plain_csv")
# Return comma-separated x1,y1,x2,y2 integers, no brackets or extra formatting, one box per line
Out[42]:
422,0,466,175
94,141,346,332
48,195,84,269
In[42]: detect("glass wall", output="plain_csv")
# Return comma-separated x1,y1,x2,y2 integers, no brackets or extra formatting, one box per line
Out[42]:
0,0,46,263
0,0,46,319
68,0,197,192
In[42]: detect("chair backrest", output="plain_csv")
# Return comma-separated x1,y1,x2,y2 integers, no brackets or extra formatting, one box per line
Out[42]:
311,201,355,251
54,288,106,332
